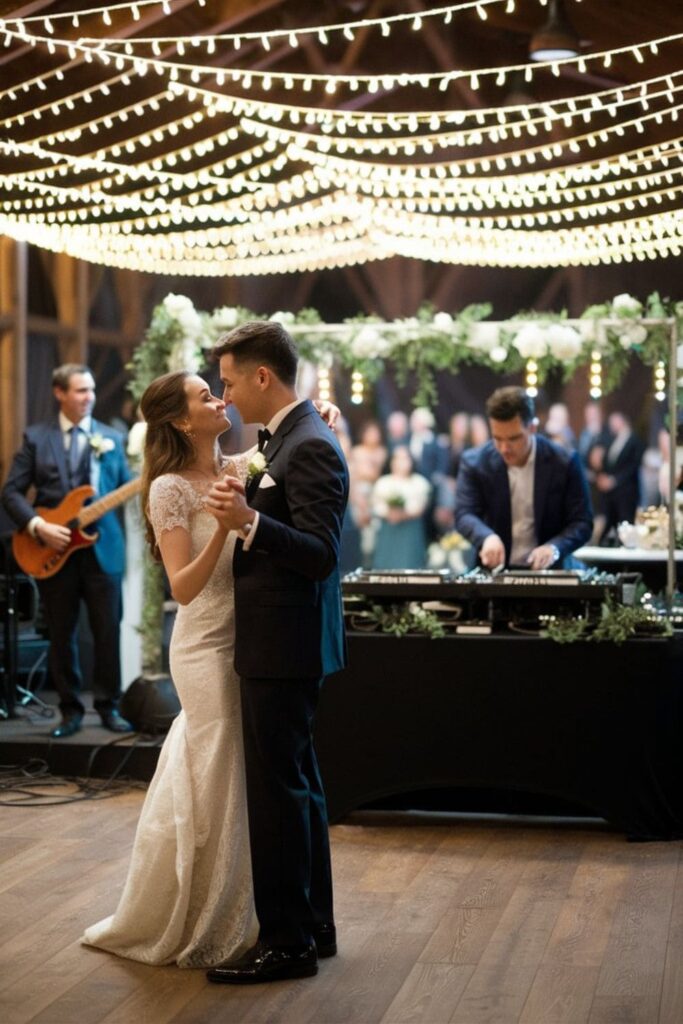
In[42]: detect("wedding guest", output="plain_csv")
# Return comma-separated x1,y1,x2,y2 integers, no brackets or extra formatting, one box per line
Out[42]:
596,411,645,540
385,409,410,452
371,446,431,569
544,402,576,451
468,414,490,449
350,420,387,481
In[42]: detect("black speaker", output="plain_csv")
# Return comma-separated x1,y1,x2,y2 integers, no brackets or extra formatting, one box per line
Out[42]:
120,674,181,734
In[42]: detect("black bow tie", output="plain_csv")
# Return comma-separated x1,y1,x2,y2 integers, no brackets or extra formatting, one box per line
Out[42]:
257,428,272,452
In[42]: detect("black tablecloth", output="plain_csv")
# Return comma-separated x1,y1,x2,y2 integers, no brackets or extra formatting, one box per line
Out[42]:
315,633,683,840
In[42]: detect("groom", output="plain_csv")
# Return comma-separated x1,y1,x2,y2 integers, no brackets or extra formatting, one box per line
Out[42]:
205,321,349,984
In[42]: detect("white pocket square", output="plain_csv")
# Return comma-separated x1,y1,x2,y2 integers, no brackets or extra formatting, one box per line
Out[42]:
258,472,277,489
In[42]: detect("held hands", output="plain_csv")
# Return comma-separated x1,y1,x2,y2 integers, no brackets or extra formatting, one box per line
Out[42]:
480,534,505,569
36,520,72,552
206,476,253,533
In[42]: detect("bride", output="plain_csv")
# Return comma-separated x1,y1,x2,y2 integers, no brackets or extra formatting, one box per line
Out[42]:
82,369,335,968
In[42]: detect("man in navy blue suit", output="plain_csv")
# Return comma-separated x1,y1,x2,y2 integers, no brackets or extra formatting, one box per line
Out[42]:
455,386,593,569
204,321,349,984
2,364,133,737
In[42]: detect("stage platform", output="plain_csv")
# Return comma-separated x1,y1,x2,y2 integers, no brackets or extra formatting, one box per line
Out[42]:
0,693,163,782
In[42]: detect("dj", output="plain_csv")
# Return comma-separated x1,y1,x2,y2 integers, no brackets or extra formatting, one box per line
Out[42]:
454,386,593,570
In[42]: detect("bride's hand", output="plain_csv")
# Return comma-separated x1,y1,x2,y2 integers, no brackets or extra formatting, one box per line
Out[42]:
313,400,340,430
219,474,245,495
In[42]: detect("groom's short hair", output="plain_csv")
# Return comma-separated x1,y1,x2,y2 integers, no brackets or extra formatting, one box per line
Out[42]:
213,321,298,387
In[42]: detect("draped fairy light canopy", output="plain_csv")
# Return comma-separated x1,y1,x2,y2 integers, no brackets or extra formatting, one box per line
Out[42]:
0,0,681,275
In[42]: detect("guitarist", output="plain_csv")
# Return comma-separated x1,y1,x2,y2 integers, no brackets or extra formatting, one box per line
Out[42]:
2,364,134,738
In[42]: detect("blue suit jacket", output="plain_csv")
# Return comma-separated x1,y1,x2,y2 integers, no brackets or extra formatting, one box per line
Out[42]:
454,435,593,566
2,418,131,575
233,400,349,680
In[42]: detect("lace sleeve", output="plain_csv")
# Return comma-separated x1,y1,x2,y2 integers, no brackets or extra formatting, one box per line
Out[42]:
223,446,257,486
149,475,192,539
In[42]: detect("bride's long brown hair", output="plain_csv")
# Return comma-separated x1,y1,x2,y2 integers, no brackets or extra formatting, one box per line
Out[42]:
139,370,195,559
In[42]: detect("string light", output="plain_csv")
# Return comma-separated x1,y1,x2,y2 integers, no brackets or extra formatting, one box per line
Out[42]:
589,351,603,399
317,364,333,403
351,370,365,405
525,359,538,397
654,361,667,401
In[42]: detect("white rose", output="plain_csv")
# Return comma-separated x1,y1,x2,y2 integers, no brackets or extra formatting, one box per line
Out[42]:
618,323,647,350
489,345,508,363
269,311,295,325
168,337,201,373
467,322,500,352
433,312,454,332
211,306,239,329
127,421,147,460
612,293,642,316
546,324,582,361
351,326,389,359
177,308,203,339
512,323,548,360
163,293,195,319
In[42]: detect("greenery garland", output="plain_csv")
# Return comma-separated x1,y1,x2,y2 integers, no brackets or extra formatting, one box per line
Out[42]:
128,290,682,668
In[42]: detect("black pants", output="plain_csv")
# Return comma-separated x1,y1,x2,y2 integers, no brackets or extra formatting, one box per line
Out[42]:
240,675,333,948
38,548,123,716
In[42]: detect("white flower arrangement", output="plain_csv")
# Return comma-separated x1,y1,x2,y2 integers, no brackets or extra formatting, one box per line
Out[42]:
210,306,240,332
612,293,643,317
618,323,648,350
89,433,116,458
489,345,509,363
246,451,269,483
467,321,500,352
269,311,296,326
126,421,147,461
432,311,454,332
350,325,391,359
512,322,549,360
545,323,583,361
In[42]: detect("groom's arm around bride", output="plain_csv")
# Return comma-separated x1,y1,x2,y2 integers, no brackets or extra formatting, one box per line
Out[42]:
206,320,349,984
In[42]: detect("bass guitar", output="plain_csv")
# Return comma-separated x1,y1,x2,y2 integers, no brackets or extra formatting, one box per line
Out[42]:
12,477,142,580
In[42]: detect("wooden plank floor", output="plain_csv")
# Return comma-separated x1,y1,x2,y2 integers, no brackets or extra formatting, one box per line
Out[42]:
0,791,681,1024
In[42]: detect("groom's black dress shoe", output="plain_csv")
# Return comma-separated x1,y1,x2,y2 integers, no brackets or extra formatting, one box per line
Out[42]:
99,709,134,733
313,922,337,958
50,714,83,739
206,942,318,984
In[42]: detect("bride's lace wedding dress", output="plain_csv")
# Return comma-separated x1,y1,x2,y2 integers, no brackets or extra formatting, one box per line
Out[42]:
82,460,259,968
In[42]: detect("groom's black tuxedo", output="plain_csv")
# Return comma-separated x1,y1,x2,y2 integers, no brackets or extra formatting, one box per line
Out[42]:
232,399,349,949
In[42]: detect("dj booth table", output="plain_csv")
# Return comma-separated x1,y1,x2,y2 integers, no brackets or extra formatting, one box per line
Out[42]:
315,631,683,840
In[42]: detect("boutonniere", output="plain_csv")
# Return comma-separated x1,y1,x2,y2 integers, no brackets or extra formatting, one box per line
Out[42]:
246,451,269,483
89,433,116,459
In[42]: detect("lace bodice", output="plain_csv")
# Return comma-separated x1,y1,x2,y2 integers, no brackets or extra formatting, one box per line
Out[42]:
148,451,253,539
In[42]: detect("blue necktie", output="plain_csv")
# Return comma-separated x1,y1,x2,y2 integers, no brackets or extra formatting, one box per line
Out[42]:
68,426,81,480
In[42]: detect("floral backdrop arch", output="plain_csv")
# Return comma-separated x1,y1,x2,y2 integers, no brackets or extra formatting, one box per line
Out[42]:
129,290,681,672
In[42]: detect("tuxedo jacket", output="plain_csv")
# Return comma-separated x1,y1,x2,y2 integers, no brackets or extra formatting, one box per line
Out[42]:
2,418,131,575
454,435,593,565
233,400,349,680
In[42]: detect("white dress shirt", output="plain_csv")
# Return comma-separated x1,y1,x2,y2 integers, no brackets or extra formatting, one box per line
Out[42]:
507,436,537,565
241,398,305,551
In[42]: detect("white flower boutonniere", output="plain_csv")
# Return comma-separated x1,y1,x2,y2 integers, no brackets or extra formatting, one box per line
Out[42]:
89,433,116,459
246,451,269,483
